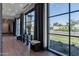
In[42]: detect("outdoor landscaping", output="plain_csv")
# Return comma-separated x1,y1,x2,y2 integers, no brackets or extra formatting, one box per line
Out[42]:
49,33,79,55
49,20,79,55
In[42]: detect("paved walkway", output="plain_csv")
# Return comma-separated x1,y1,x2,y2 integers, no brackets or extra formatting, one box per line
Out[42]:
49,31,79,36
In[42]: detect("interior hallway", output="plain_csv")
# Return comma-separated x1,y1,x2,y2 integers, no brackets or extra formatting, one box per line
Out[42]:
2,35,56,56
1,3,57,56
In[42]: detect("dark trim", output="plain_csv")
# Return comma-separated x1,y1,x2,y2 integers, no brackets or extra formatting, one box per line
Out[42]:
16,17,20,20
48,9,79,18
47,3,79,56
13,19,16,36
47,3,71,56
44,47,60,56
34,3,44,50
20,13,24,35
48,49,62,56
25,8,35,15
48,12,69,18
69,3,71,56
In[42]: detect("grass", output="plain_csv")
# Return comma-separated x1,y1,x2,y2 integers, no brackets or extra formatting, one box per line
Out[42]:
49,34,79,47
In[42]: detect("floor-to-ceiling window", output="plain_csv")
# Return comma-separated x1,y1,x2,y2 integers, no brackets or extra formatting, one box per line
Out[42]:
48,3,69,55
25,11,35,40
48,3,79,56
70,4,79,56
16,18,20,36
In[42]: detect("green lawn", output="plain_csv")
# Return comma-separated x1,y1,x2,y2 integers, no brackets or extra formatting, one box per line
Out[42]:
49,34,79,47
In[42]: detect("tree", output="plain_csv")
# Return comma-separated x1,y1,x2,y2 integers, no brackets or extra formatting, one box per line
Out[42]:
53,22,58,26
71,20,77,26
53,22,62,26
66,20,77,27
58,24,62,26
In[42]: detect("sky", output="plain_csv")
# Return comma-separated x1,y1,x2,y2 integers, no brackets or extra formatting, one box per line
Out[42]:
49,3,79,27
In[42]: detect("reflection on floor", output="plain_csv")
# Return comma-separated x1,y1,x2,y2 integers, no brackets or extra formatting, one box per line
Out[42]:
2,35,57,56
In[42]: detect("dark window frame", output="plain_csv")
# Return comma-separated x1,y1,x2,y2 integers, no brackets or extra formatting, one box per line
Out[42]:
47,3,79,56
24,8,35,39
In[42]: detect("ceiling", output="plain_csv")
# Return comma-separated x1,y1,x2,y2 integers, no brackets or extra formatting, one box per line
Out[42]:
2,3,32,20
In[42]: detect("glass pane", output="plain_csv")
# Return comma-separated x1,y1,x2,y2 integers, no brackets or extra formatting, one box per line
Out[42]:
49,3,69,16
70,12,79,56
31,22,34,40
25,11,35,40
30,11,35,21
49,14,69,55
30,11,35,40
25,15,29,22
71,3,79,12
16,18,20,36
